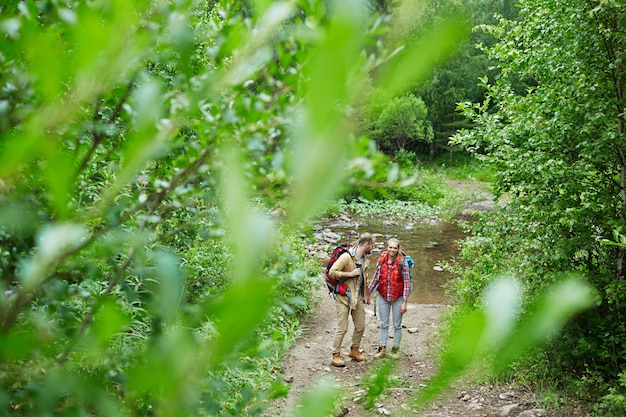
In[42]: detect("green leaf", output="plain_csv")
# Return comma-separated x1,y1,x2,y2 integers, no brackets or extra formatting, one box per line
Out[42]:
414,308,486,407
377,18,469,97
219,147,276,282
23,26,65,102
148,251,184,322
127,327,200,408
43,147,76,218
0,329,35,361
92,298,131,345
415,276,595,407
131,79,163,132
291,376,341,417
204,277,275,363
20,223,87,290
494,276,596,369
363,360,393,409
287,0,368,223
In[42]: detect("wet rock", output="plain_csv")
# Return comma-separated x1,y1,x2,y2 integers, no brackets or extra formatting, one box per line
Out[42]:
270,208,286,217
376,406,391,416
467,401,483,410
518,409,546,417
497,403,519,416
334,405,349,416
499,391,516,400
321,231,342,243
327,219,360,228
382,221,399,227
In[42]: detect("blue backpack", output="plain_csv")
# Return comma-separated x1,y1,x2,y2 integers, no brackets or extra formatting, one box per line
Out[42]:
405,254,415,293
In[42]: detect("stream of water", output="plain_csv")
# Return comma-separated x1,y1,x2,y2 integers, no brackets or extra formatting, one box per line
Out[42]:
320,217,467,305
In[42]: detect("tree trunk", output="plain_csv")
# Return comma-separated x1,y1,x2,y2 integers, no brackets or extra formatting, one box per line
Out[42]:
612,15,626,282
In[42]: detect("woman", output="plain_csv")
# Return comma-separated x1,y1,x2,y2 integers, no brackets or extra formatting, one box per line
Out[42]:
367,238,412,359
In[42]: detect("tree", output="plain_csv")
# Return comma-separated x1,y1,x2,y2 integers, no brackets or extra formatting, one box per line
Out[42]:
370,93,434,157
452,0,626,402
357,0,518,161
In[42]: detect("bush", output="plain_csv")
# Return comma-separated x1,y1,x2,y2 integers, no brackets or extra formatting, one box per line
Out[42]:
432,154,495,182
394,148,418,169
594,371,626,417
340,169,446,207
182,239,232,302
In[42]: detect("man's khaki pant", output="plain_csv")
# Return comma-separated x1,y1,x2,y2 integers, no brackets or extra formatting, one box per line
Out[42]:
332,298,365,354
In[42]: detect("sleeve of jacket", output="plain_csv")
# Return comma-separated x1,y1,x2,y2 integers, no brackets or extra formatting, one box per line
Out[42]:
328,252,353,280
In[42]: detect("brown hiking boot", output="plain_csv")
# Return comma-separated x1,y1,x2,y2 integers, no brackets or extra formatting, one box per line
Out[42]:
373,346,386,359
349,346,366,362
390,346,400,360
332,352,345,367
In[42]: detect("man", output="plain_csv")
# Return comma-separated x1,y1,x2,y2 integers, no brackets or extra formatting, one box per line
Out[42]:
328,232,375,367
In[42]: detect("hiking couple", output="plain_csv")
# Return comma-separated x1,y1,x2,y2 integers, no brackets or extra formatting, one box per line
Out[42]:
327,233,413,367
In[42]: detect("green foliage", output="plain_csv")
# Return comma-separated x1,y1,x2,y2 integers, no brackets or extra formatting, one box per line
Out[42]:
368,93,433,155
290,376,342,417
0,0,472,415
593,371,626,417
414,275,595,408
0,0,594,416
340,164,448,207
342,182,444,206
432,154,495,182
337,198,439,221
270,229,323,318
393,148,417,169
361,360,394,409
350,0,477,161
182,239,232,301
324,160,495,219
354,0,522,162
449,0,626,411
410,0,516,159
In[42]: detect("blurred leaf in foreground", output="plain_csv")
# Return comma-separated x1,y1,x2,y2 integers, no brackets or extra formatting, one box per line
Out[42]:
413,275,596,408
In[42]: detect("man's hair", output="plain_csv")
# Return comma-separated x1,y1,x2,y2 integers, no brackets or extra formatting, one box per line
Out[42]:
358,233,374,246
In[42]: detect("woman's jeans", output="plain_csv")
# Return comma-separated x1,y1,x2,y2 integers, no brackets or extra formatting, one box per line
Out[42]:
378,296,403,347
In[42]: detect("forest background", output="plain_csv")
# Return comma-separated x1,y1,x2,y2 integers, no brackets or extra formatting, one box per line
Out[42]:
0,0,623,416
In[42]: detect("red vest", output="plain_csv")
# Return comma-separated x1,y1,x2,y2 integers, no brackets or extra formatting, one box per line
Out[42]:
376,252,404,301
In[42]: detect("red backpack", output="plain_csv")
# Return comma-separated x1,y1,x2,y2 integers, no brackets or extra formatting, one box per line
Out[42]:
325,243,351,295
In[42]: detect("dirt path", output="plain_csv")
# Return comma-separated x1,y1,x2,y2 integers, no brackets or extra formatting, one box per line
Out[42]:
266,282,544,417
